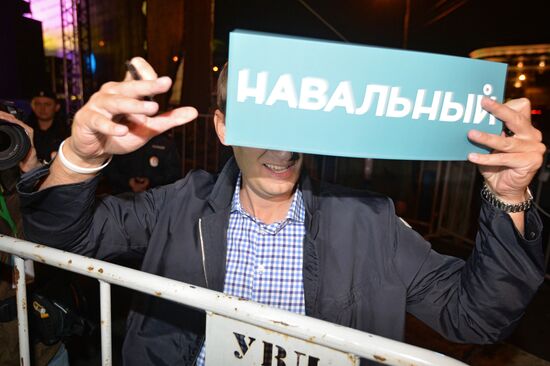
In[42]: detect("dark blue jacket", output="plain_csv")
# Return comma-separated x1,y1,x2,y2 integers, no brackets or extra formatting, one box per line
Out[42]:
18,158,545,365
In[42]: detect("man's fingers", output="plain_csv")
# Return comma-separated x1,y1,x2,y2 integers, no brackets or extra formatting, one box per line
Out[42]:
95,94,159,116
468,151,543,170
504,98,531,115
468,129,545,154
482,97,537,139
76,105,196,141
123,57,158,82
78,110,129,136
101,77,172,98
129,57,158,80
146,107,198,132
125,114,149,125
112,106,198,138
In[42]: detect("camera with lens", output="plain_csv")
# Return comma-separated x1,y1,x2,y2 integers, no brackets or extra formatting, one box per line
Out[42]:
0,100,31,170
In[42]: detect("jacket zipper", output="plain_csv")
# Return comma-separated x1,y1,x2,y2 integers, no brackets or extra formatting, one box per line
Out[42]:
191,336,206,366
198,218,209,289
196,220,208,364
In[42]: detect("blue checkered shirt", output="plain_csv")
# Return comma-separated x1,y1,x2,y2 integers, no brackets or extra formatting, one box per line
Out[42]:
196,174,306,365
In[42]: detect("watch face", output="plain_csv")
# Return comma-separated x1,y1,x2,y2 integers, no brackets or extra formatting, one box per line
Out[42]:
149,156,159,167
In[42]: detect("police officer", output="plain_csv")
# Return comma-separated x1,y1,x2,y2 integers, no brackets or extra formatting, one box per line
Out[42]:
25,89,69,162
104,131,182,194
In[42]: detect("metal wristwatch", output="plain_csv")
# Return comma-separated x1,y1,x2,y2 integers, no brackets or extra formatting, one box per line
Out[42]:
481,183,533,213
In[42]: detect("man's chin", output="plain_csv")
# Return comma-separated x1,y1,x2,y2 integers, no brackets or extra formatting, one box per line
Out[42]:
263,181,298,197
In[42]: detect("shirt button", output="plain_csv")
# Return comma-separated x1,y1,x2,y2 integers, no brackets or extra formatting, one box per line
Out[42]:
257,264,265,274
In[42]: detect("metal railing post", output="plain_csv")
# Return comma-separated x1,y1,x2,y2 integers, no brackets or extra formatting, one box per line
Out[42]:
14,255,31,365
99,280,112,366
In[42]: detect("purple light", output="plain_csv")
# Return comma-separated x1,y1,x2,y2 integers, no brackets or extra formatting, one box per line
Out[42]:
29,0,63,57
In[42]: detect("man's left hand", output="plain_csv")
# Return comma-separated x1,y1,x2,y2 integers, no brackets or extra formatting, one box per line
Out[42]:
467,97,546,204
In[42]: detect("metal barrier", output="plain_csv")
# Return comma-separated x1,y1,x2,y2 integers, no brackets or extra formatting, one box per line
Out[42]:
0,235,468,366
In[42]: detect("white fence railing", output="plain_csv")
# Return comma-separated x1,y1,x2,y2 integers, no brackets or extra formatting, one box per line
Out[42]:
0,235,468,366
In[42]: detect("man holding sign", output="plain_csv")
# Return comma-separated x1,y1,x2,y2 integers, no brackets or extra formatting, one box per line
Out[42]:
18,52,545,366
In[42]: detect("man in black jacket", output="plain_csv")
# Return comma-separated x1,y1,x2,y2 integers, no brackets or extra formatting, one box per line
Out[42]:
18,58,545,365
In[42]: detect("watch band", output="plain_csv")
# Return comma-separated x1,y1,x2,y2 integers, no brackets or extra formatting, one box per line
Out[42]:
481,182,533,213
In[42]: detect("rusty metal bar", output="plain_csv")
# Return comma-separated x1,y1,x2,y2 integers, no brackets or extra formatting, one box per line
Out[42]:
1,236,467,366
100,280,112,366
14,255,30,365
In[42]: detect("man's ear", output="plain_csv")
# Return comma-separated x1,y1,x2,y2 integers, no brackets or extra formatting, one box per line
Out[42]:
213,109,228,146
55,103,60,112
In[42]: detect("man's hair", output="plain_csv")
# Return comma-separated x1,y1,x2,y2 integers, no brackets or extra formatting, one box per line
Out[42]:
216,62,228,114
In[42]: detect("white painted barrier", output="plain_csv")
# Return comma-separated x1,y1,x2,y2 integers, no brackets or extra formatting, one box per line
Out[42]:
0,235,468,366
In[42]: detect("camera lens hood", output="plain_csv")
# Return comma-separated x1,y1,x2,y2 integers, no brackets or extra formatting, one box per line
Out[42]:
0,119,31,170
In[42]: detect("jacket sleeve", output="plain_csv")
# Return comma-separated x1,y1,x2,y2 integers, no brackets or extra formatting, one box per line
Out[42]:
17,165,167,262
393,197,545,344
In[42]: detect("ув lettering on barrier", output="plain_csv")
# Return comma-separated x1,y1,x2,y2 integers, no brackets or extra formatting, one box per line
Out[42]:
233,332,321,366
205,314,358,365
225,30,507,161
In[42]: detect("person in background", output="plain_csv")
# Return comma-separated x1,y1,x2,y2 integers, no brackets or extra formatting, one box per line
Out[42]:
103,131,181,194
0,111,69,366
25,89,69,163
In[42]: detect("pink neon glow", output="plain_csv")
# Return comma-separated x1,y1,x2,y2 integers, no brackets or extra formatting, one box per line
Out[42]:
29,0,63,56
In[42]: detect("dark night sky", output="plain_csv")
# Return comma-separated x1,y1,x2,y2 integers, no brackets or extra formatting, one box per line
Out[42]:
214,0,549,61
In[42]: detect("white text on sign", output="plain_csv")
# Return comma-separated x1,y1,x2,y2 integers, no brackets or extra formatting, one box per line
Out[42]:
236,69,497,125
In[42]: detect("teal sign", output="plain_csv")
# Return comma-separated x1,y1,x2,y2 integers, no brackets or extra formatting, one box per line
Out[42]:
225,30,507,161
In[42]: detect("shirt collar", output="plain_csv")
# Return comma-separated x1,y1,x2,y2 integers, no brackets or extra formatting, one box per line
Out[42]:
231,173,305,225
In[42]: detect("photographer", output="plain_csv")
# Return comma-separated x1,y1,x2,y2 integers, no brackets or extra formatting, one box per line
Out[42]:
0,110,70,365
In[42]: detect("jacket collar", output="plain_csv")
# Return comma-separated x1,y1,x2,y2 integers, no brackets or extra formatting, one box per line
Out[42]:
300,170,317,216
209,156,321,239
208,157,240,212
